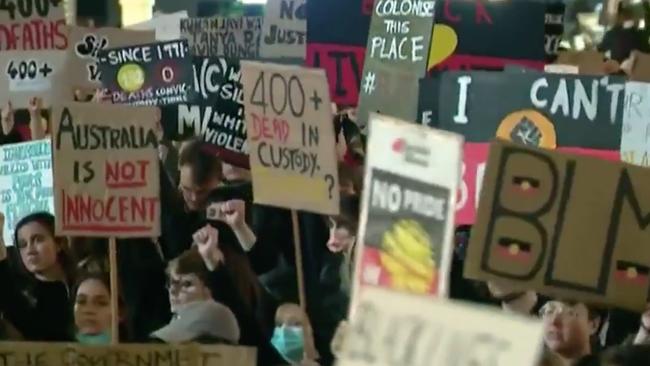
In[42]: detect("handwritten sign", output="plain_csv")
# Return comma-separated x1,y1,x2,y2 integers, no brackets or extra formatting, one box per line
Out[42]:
339,287,544,366
621,82,650,167
353,114,462,301
0,0,67,51
465,140,650,311
63,26,155,93
0,342,256,366
0,50,65,108
0,140,53,246
51,103,160,238
419,71,625,224
128,10,189,41
181,17,262,59
241,61,339,215
260,0,306,60
356,0,435,129
162,57,247,168
306,0,371,106
98,40,193,106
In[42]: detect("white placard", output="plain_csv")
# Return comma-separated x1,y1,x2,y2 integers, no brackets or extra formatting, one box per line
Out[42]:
621,81,650,166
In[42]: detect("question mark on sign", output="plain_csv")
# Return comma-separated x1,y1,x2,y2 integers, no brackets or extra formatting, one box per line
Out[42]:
324,174,335,199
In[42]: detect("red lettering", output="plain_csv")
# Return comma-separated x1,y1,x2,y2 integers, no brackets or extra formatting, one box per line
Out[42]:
105,160,149,188
22,23,34,49
0,19,67,50
119,196,128,222
444,0,460,22
306,44,365,106
272,118,289,143
250,113,290,142
475,0,492,24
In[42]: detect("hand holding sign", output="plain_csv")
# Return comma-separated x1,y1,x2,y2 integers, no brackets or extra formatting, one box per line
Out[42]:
193,225,224,271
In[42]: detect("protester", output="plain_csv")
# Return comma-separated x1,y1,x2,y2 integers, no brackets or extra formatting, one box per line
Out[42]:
74,273,113,345
272,303,319,365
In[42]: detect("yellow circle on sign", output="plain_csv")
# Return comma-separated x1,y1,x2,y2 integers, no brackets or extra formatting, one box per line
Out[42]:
117,63,145,92
428,24,458,69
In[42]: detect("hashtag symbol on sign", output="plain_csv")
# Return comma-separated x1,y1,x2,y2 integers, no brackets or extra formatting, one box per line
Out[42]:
363,72,376,95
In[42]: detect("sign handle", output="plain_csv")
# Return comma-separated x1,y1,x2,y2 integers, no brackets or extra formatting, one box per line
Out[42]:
109,237,120,345
291,210,306,311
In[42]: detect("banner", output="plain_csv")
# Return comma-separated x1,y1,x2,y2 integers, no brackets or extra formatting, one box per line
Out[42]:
161,57,248,167
430,0,549,72
465,140,650,311
356,0,435,130
98,40,194,106
241,61,339,215
127,10,189,41
181,17,262,59
353,113,462,301
0,50,66,108
339,287,544,366
306,0,372,107
63,26,155,93
260,0,306,60
621,81,650,167
419,71,624,224
0,0,67,51
0,342,256,366
52,103,160,238
0,140,53,246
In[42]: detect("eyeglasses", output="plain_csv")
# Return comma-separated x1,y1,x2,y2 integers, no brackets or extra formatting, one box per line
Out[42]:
538,301,579,319
166,278,199,292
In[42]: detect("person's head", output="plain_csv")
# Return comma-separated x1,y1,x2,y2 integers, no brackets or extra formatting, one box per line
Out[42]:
178,139,223,211
326,194,360,254
539,300,604,360
166,249,212,313
14,212,74,282
73,273,111,338
272,303,319,365
338,162,363,195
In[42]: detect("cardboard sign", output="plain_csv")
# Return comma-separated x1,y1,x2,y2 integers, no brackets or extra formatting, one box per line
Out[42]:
63,26,155,93
0,342,256,366
0,50,66,108
0,0,67,51
128,10,189,41
465,140,650,311
419,71,625,225
430,0,549,72
260,0,306,60
0,140,53,246
161,56,248,167
181,17,262,59
555,51,605,76
353,113,462,300
51,103,160,238
98,40,194,106
241,61,339,215
621,81,650,167
544,64,579,75
339,287,544,366
306,0,372,106
356,0,435,130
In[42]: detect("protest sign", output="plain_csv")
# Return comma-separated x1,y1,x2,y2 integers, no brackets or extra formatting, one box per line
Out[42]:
98,40,194,106
63,26,155,93
128,10,189,41
260,0,306,60
161,56,248,167
420,71,624,224
241,61,339,215
181,16,262,59
465,140,650,311
0,50,65,108
0,140,53,246
306,0,372,106
545,2,565,62
429,0,549,72
339,287,544,366
0,342,256,366
356,0,435,130
353,113,462,299
51,103,160,238
622,82,650,167
0,0,67,51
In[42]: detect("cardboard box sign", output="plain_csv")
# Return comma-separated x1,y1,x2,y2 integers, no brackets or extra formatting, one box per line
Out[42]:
465,140,650,311
338,287,544,366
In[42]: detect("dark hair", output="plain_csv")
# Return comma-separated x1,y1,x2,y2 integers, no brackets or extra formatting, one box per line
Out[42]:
166,248,210,286
74,272,111,299
178,139,223,186
13,212,77,285
330,194,360,233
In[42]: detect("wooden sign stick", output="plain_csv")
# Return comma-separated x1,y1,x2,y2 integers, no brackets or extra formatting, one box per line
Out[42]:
109,237,119,345
290,210,306,311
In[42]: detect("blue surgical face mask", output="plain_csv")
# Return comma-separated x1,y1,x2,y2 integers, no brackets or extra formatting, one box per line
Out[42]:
76,331,111,345
271,326,304,364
